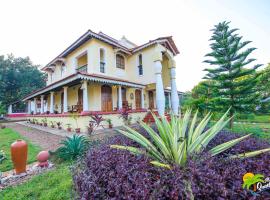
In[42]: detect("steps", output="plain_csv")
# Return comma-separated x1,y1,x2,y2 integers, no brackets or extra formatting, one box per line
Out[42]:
143,111,171,123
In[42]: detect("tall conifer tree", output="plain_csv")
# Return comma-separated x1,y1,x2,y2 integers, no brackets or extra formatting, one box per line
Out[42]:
203,21,262,127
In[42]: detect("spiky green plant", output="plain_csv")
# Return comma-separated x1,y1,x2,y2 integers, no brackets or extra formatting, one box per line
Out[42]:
56,135,89,161
111,110,270,167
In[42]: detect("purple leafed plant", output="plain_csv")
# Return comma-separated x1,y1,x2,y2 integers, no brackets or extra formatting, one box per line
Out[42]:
73,128,270,199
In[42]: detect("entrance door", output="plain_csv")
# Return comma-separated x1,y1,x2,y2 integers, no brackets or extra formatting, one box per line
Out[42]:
101,85,113,112
77,89,83,113
149,91,154,109
135,89,141,109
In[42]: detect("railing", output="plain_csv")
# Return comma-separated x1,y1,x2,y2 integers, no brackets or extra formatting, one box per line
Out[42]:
100,62,105,73
76,65,87,73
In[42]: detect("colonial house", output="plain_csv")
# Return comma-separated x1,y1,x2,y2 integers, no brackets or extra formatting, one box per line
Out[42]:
20,30,181,132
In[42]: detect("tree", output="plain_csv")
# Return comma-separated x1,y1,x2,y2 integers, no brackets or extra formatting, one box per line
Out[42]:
256,63,270,113
203,21,262,128
0,54,46,111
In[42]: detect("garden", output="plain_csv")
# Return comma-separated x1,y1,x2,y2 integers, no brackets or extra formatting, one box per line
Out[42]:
1,21,270,199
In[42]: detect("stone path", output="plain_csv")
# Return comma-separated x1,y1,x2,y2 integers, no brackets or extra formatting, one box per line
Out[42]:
5,123,64,151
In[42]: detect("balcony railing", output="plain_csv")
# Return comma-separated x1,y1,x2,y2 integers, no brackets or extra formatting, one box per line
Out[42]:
100,62,105,73
76,65,87,73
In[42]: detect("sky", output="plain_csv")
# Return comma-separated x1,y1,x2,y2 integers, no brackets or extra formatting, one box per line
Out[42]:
0,0,269,92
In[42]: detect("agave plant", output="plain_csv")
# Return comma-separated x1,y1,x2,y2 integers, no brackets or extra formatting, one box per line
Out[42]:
56,135,89,161
111,110,270,168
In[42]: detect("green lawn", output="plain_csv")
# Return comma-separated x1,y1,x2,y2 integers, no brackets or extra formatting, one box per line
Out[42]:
231,123,270,141
0,128,41,172
0,164,73,200
235,114,270,123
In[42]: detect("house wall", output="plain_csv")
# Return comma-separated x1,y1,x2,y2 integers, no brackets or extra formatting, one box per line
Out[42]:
28,112,147,132
46,39,172,88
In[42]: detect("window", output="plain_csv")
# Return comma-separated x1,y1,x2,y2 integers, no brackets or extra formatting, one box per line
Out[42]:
100,49,105,73
49,73,53,83
138,54,143,75
116,54,125,69
61,64,66,77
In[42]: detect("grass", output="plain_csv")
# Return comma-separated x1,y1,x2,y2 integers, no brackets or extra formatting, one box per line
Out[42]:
0,164,73,200
235,114,270,123
0,128,41,172
231,123,270,142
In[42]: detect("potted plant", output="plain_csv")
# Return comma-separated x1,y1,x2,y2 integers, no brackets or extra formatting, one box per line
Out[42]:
56,122,62,130
66,123,72,132
70,113,80,133
87,121,95,136
42,118,48,127
107,118,113,129
86,114,105,136
50,121,55,128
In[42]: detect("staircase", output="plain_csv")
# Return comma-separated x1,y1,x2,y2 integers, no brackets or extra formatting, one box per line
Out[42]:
143,111,170,123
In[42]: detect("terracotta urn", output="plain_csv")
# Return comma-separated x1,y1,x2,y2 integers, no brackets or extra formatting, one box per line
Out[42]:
11,139,28,174
37,151,49,167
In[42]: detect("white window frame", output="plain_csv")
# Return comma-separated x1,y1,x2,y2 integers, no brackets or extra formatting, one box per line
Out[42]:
60,64,67,77
115,53,126,70
99,48,106,73
137,53,143,76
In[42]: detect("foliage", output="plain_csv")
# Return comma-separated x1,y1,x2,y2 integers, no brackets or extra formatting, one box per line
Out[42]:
73,130,270,199
0,128,41,171
112,110,270,167
56,121,62,129
0,164,73,200
0,102,6,115
69,113,79,128
257,63,270,99
55,135,89,161
0,54,46,110
0,150,6,164
87,114,105,135
203,21,262,127
119,109,132,125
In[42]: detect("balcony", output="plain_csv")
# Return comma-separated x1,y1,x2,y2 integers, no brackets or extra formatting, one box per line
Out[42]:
76,65,87,73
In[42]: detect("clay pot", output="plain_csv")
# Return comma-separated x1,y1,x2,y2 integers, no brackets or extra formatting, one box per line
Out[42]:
67,128,72,132
75,128,80,133
11,140,28,174
37,151,49,167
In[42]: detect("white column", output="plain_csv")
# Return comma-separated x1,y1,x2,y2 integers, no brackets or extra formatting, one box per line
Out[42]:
40,95,44,114
50,92,54,114
8,105,12,114
63,86,68,113
141,89,144,109
168,93,171,109
118,85,122,110
154,60,165,116
82,80,89,112
33,98,37,114
28,100,31,114
170,67,179,115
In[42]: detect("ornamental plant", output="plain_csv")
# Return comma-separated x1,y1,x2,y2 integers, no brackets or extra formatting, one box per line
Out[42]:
111,109,270,168
55,135,89,161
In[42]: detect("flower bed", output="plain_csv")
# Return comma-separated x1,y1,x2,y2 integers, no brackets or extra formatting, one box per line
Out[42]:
73,129,270,199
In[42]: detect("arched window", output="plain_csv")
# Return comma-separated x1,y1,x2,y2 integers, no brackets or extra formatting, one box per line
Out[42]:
116,54,125,69
100,48,105,73
138,54,143,75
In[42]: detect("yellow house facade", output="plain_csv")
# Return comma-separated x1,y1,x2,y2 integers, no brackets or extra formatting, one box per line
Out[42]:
22,30,181,132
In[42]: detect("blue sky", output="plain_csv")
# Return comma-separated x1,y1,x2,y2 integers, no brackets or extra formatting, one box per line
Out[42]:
0,0,269,92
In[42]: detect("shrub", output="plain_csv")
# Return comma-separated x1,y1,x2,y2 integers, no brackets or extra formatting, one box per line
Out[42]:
112,110,270,167
87,114,105,135
55,135,89,161
73,130,270,199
